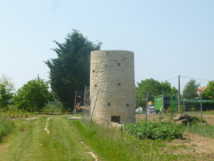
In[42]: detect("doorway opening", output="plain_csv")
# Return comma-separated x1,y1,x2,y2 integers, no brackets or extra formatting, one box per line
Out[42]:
111,116,120,123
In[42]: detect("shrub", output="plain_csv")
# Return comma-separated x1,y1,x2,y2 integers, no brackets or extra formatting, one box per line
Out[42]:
191,106,195,111
192,116,207,123
179,105,185,114
0,116,15,141
124,121,183,140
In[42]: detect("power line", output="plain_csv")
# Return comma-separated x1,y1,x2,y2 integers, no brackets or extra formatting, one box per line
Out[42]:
165,76,178,81
180,75,213,82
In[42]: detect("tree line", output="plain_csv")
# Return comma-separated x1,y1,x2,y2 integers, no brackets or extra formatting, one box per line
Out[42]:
0,30,101,113
0,30,213,113
136,78,214,109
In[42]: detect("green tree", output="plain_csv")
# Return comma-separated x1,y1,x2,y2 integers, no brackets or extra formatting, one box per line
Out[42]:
136,78,176,109
15,78,52,113
0,74,15,93
182,79,200,100
160,81,174,94
0,84,13,108
171,87,178,95
45,30,101,112
203,81,214,100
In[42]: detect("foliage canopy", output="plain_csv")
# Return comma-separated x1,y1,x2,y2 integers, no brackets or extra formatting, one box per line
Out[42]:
203,81,214,100
0,75,14,108
182,79,200,99
15,78,51,113
0,84,13,108
136,78,177,108
45,30,101,112
0,74,15,93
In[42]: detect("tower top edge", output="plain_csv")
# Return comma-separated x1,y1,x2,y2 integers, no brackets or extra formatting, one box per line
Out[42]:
91,50,134,53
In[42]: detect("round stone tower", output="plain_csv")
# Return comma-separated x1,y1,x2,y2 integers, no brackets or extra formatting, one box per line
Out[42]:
90,50,136,124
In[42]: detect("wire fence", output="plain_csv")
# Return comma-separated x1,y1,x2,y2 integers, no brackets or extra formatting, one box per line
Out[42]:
82,88,101,125
136,101,214,124
79,87,214,125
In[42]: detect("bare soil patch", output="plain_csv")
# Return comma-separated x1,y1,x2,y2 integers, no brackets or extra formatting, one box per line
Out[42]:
202,115,214,125
136,113,159,122
165,133,214,160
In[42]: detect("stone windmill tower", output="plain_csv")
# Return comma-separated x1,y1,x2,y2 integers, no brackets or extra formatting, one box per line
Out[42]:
90,50,136,124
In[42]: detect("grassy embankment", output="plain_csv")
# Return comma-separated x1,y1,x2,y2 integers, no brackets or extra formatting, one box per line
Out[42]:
1,112,214,160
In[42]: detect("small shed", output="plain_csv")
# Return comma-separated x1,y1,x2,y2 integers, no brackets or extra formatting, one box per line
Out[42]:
154,95,178,113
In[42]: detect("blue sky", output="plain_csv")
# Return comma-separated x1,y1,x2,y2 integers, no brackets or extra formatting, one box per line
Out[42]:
0,0,213,92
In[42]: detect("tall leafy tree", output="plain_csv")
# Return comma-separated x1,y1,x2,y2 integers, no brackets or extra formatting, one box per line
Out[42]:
136,78,176,108
15,78,52,113
182,79,200,99
45,30,101,112
203,81,214,100
0,84,13,108
160,81,174,94
0,74,15,93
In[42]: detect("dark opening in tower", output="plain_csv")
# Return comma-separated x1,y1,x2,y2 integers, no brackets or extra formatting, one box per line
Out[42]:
111,116,120,123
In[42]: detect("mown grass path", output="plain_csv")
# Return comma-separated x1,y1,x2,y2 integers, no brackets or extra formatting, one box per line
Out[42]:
0,115,94,161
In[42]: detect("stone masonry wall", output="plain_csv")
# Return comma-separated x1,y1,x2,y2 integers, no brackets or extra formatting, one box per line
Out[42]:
90,50,136,124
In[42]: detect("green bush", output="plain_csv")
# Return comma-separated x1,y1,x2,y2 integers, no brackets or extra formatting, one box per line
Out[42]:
0,116,15,141
41,105,61,114
179,105,185,114
192,116,207,124
124,121,183,140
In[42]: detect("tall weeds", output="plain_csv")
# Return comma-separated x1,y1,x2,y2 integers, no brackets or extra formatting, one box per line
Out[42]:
183,123,214,138
0,115,15,141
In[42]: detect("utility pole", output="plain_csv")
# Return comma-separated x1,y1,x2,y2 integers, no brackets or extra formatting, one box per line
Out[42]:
145,92,149,122
73,90,77,114
178,75,180,112
200,89,203,123
83,86,86,107
183,98,185,112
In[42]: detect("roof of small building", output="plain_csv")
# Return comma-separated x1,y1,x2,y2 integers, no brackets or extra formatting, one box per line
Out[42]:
196,86,207,91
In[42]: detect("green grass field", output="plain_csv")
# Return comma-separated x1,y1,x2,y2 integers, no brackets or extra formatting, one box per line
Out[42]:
0,115,93,161
0,113,214,161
